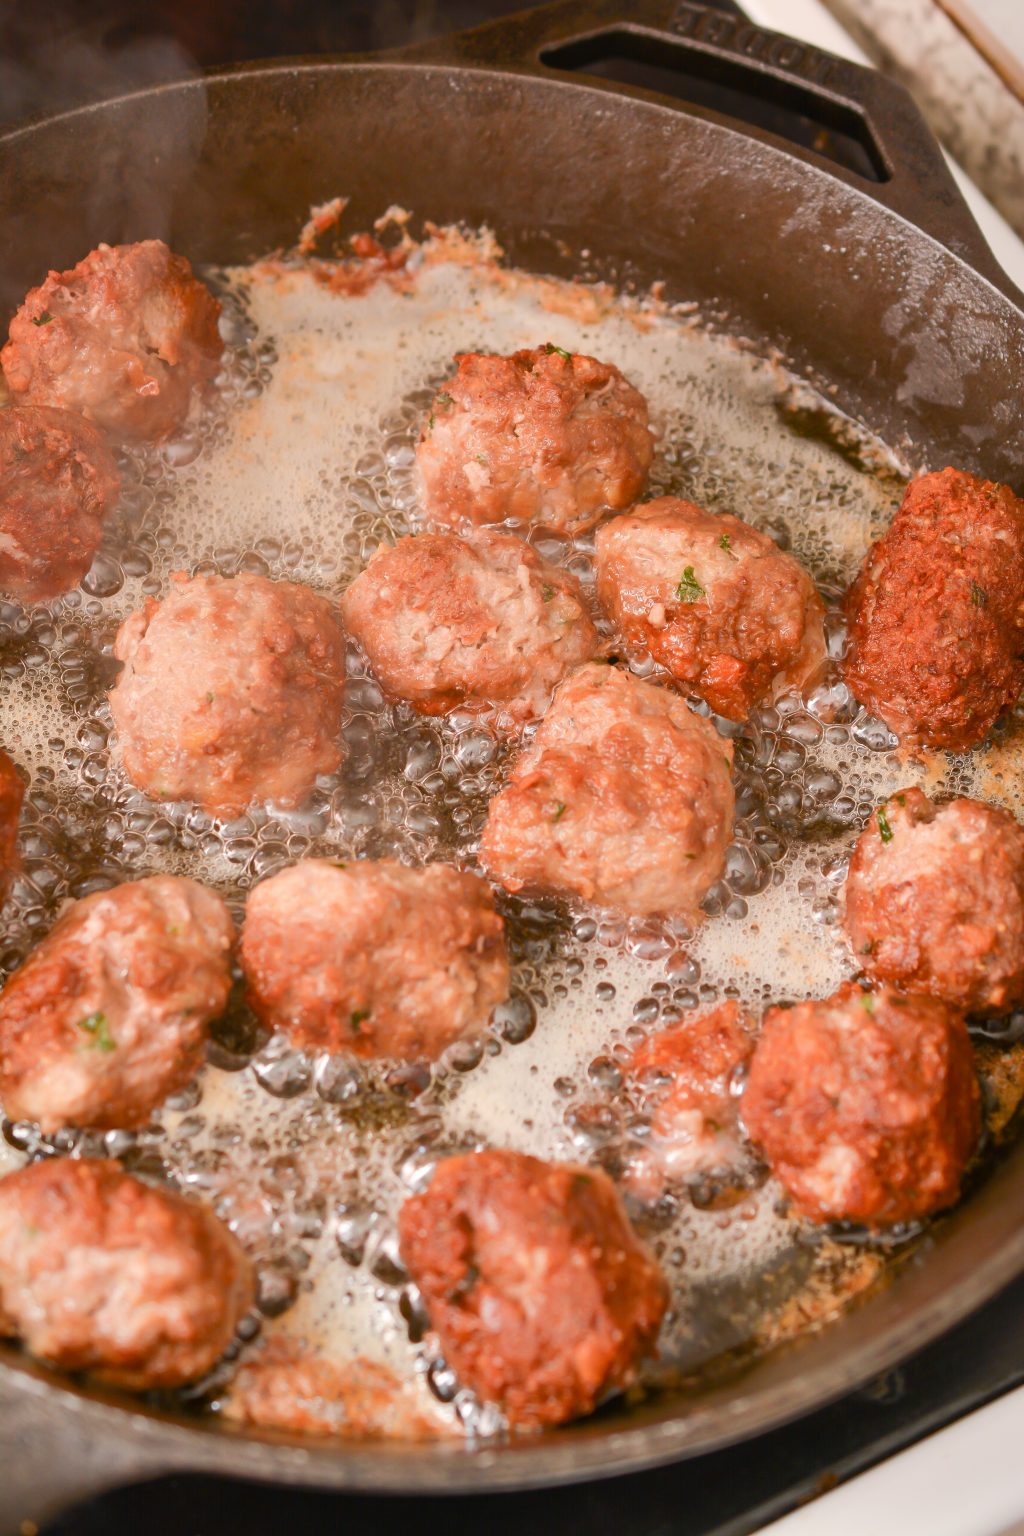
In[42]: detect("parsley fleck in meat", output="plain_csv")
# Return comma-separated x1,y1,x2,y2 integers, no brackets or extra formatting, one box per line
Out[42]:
676,566,705,603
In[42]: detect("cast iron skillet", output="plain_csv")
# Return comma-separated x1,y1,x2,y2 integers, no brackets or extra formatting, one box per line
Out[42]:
1,1,1023,1529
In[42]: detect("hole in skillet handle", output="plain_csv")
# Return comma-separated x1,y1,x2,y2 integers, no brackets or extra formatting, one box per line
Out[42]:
540,20,889,183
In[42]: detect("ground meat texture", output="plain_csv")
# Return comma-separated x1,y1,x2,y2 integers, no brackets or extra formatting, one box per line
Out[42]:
742,983,980,1226
0,875,234,1132
398,1150,668,1429
415,346,653,536
241,859,509,1060
0,1158,253,1389
0,750,23,905
479,662,734,917
843,468,1024,752
595,498,826,721
224,1338,448,1439
626,1002,755,1186
844,788,1024,1017
109,572,346,818
0,405,121,601
1,241,223,443
341,528,598,728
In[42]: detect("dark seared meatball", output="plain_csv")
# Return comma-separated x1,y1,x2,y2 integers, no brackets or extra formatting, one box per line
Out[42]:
341,529,598,729
1,241,223,442
742,983,980,1226
109,572,346,817
843,468,1024,751
415,346,653,536
0,405,121,601
0,750,24,905
241,859,509,1060
0,1158,253,1389
844,788,1024,1017
626,1001,755,1187
0,875,234,1132
225,1338,447,1439
595,498,826,720
480,662,734,917
398,1149,668,1429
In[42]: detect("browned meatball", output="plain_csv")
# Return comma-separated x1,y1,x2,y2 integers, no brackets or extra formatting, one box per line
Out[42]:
224,1338,448,1439
0,874,234,1132
626,1001,755,1187
844,788,1024,1017
341,529,598,729
109,572,346,818
479,662,734,917
241,859,509,1060
595,498,826,721
843,468,1024,752
1,241,223,442
398,1149,668,1429
0,405,121,601
0,749,23,905
742,983,980,1226
0,1158,252,1389
415,346,653,536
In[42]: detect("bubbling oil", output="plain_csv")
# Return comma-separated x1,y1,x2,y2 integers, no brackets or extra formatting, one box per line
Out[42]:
1,233,1022,1435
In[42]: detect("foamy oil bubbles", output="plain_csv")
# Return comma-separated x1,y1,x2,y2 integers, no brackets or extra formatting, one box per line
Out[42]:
0,235,1011,1433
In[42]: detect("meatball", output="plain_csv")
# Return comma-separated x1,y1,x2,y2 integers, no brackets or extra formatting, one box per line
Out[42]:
241,859,509,1060
1,240,223,442
415,346,653,536
0,405,121,601
398,1149,668,1429
341,529,598,729
109,572,346,818
843,468,1024,752
479,662,734,917
626,1001,755,1186
225,1338,448,1439
0,874,234,1132
0,1158,251,1389
0,749,23,905
742,983,980,1226
844,788,1024,1017
595,498,826,721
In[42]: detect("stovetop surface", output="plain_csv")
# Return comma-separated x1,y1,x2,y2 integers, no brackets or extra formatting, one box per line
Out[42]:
4,1,1024,1531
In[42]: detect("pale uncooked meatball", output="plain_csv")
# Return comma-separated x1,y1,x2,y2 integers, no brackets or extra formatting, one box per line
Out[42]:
844,788,1024,1017
240,859,510,1060
479,663,734,917
0,875,234,1132
0,405,121,601
742,982,980,1226
109,572,346,818
1,240,223,442
415,346,653,536
341,528,598,728
595,498,826,721
0,1158,253,1389
398,1149,668,1429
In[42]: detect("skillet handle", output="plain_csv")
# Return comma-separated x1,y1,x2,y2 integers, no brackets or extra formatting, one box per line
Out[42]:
396,0,1020,306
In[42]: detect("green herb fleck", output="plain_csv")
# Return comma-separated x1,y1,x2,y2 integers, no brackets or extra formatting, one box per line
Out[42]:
332,860,348,870
877,805,893,843
77,1011,116,1052
859,993,875,1015
550,801,567,823
719,533,737,557
542,584,554,602
475,453,488,465
206,692,215,704
676,566,705,603
970,582,988,609
427,413,436,434
31,311,53,327
436,391,455,409
350,1009,370,1034
545,343,572,362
